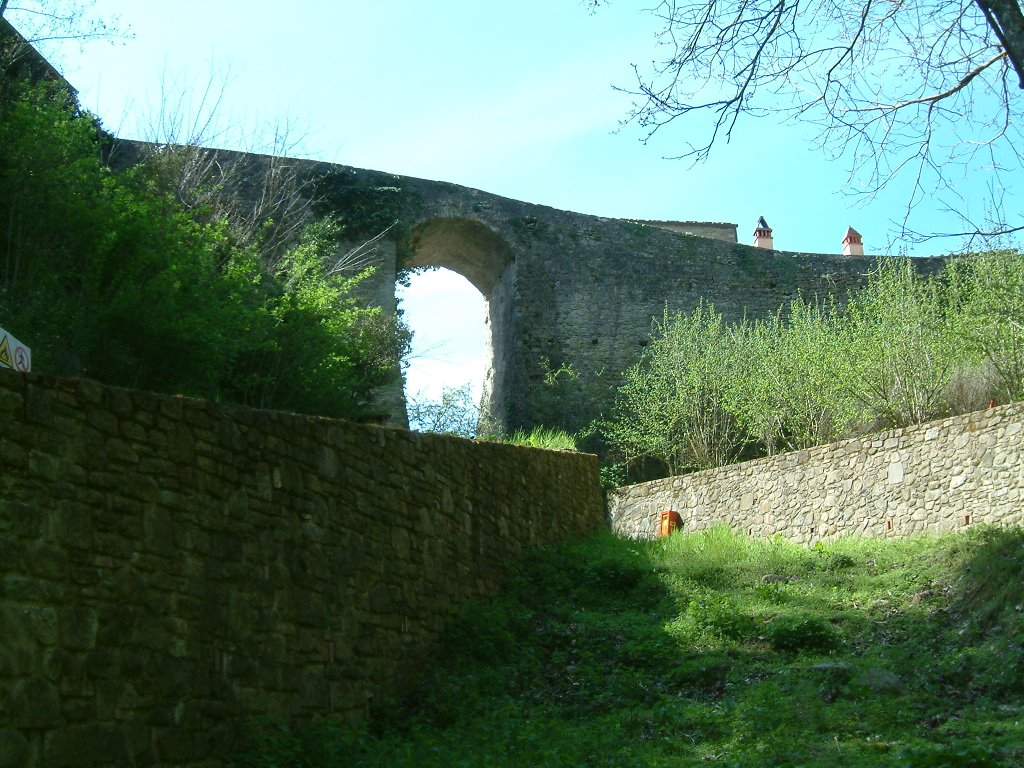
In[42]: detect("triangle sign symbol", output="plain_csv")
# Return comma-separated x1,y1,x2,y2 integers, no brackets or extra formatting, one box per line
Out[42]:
0,335,11,368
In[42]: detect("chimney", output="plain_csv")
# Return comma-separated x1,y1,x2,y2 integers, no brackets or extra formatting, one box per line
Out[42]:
753,216,774,249
842,226,864,256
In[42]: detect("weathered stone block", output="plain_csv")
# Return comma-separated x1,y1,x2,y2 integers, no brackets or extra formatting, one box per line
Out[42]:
9,678,60,728
27,451,59,483
96,680,137,720
2,575,63,603
58,606,98,650
0,442,26,468
23,545,67,581
0,639,34,677
43,723,132,768
82,647,117,679
0,728,30,768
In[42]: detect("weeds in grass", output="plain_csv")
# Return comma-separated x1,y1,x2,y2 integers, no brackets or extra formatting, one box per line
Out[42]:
233,526,1024,767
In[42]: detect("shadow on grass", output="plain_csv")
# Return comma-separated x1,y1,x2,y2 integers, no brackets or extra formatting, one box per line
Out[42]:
232,526,1024,768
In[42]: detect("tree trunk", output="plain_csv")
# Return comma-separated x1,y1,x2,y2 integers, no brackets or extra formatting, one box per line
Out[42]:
976,0,1024,87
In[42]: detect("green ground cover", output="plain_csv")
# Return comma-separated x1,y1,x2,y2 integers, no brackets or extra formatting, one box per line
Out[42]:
234,526,1024,767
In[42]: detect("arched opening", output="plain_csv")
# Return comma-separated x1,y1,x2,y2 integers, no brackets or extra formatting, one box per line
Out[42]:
399,268,486,435
399,217,515,433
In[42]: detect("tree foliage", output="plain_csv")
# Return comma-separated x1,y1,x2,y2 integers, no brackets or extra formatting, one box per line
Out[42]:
407,383,480,438
728,299,859,455
219,219,410,418
841,259,970,427
953,249,1024,401
0,77,407,420
604,304,745,476
602,253,1024,479
125,65,323,274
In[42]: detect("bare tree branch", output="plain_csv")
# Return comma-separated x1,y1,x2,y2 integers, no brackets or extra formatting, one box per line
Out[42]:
1,1,121,50
849,51,1008,111
328,222,399,277
596,0,1024,241
128,67,322,270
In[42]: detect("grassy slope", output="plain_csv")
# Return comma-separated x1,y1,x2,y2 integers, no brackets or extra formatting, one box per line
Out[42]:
235,527,1024,767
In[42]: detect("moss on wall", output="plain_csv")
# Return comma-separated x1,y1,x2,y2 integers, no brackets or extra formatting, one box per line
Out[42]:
0,370,604,766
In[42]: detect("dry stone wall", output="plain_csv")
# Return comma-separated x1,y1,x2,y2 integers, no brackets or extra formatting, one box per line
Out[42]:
0,370,604,767
608,403,1024,543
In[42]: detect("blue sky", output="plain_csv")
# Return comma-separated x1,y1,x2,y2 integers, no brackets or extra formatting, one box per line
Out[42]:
24,1,1023,404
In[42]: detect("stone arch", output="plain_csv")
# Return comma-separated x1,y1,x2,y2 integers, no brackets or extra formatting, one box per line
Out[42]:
406,217,514,294
403,217,517,431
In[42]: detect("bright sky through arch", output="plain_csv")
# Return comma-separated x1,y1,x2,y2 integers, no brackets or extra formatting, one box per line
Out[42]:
398,269,486,404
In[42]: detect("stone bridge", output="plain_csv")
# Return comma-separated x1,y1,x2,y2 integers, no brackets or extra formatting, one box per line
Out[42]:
304,160,922,436
115,142,932,436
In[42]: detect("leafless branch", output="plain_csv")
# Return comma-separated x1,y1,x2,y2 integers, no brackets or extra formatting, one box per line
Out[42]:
850,50,1008,111
598,0,1024,240
328,222,399,277
135,67,319,268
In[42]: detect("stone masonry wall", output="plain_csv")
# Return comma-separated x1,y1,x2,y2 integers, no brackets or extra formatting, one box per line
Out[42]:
608,403,1024,543
631,220,739,243
0,371,605,767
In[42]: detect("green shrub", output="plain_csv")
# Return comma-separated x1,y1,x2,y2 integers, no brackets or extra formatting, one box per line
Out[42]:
683,595,759,641
0,78,407,420
440,600,521,663
765,612,837,652
601,254,1023,481
232,718,358,768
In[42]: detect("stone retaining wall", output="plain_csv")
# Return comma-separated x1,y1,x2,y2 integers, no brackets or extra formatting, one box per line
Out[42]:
0,371,604,767
608,403,1024,542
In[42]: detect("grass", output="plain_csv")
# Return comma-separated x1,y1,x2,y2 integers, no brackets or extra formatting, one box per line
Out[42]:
502,426,579,451
232,525,1024,767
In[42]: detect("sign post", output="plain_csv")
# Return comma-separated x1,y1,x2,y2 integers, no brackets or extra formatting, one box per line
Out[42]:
0,326,31,372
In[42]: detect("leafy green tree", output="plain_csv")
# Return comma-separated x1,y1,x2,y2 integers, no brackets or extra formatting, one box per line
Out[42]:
952,249,1024,403
221,218,408,419
0,77,408,421
407,383,480,438
729,299,863,455
0,78,236,391
841,259,975,428
604,304,746,476
600,254,1024,481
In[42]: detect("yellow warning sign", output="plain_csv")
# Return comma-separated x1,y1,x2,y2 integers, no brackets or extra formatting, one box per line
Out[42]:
0,326,30,371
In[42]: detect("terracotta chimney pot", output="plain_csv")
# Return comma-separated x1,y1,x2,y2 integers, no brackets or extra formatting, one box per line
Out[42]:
842,226,864,256
753,216,774,249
